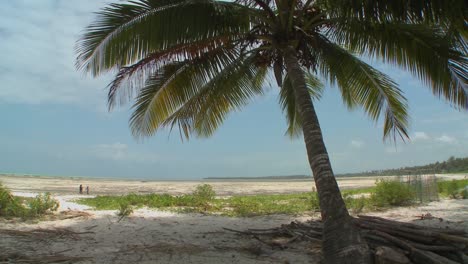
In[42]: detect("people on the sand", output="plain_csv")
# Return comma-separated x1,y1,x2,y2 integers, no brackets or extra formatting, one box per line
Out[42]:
79,184,83,194
86,186,89,195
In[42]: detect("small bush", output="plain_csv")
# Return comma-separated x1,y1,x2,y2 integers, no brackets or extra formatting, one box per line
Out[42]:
192,184,216,210
117,202,134,221
438,179,468,199
0,184,25,217
27,193,60,217
446,180,460,199
1,184,59,218
192,184,216,202
371,180,415,207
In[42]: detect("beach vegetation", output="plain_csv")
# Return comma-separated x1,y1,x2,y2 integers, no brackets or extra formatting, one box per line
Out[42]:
27,193,60,217
438,179,468,199
80,179,468,216
0,183,26,217
117,201,134,221
192,184,216,210
76,0,467,261
0,183,59,218
370,180,415,207
77,185,417,216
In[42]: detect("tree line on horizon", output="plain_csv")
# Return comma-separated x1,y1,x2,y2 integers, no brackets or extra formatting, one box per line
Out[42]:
337,156,468,177
204,156,468,179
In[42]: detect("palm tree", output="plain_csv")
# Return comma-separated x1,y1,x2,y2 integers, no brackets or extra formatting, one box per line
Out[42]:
76,0,467,262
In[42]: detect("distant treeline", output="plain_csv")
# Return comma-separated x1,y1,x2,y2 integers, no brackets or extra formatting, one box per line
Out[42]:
336,156,468,177
204,156,468,180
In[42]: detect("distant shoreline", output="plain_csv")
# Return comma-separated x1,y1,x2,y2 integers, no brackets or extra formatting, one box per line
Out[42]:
0,173,201,182
2,173,465,197
2,172,465,184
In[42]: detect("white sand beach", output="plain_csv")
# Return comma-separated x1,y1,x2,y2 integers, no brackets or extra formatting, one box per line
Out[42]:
1,174,467,263
1,174,465,196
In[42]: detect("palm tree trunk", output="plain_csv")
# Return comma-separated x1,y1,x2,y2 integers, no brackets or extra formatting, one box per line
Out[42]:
283,47,371,264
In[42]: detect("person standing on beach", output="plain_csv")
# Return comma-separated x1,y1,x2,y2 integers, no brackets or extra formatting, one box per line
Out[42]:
79,184,83,194
86,186,89,195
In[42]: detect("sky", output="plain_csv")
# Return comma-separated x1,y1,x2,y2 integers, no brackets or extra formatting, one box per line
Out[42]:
0,0,467,180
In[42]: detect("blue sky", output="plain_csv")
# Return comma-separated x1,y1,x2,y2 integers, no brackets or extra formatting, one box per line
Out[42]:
0,0,467,180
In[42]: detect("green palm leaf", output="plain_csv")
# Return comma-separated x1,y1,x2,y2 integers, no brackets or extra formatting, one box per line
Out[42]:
317,0,467,24
76,0,250,76
129,47,239,138
107,37,239,109
316,36,409,140
159,54,267,139
327,20,468,109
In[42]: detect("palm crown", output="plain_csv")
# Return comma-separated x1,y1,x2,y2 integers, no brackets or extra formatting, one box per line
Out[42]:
76,0,467,142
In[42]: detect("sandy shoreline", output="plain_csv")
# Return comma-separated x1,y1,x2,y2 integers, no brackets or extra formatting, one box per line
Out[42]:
1,174,465,196
1,174,467,263
1,195,467,264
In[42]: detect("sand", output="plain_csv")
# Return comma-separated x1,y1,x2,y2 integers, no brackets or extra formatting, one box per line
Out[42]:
1,174,465,196
1,174,467,263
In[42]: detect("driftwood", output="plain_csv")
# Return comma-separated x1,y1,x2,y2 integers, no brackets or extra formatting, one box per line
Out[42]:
0,253,90,263
0,227,94,241
57,210,92,220
224,215,468,264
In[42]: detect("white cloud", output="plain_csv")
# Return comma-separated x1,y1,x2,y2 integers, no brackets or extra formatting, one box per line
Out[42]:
412,132,430,141
350,140,364,148
436,135,457,144
0,1,112,106
90,143,159,163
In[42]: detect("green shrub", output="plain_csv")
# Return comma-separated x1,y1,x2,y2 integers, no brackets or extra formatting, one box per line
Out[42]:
192,184,216,210
117,201,134,221
309,192,320,210
461,188,468,199
371,180,415,207
438,179,468,199
0,184,26,217
192,184,216,202
1,184,59,218
446,180,460,199
27,193,59,217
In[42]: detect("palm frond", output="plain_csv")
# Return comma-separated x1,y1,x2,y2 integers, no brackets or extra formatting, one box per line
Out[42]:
129,48,239,138
76,0,250,76
316,36,409,141
160,54,268,139
279,72,324,138
317,0,467,24
107,35,235,109
327,20,468,109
